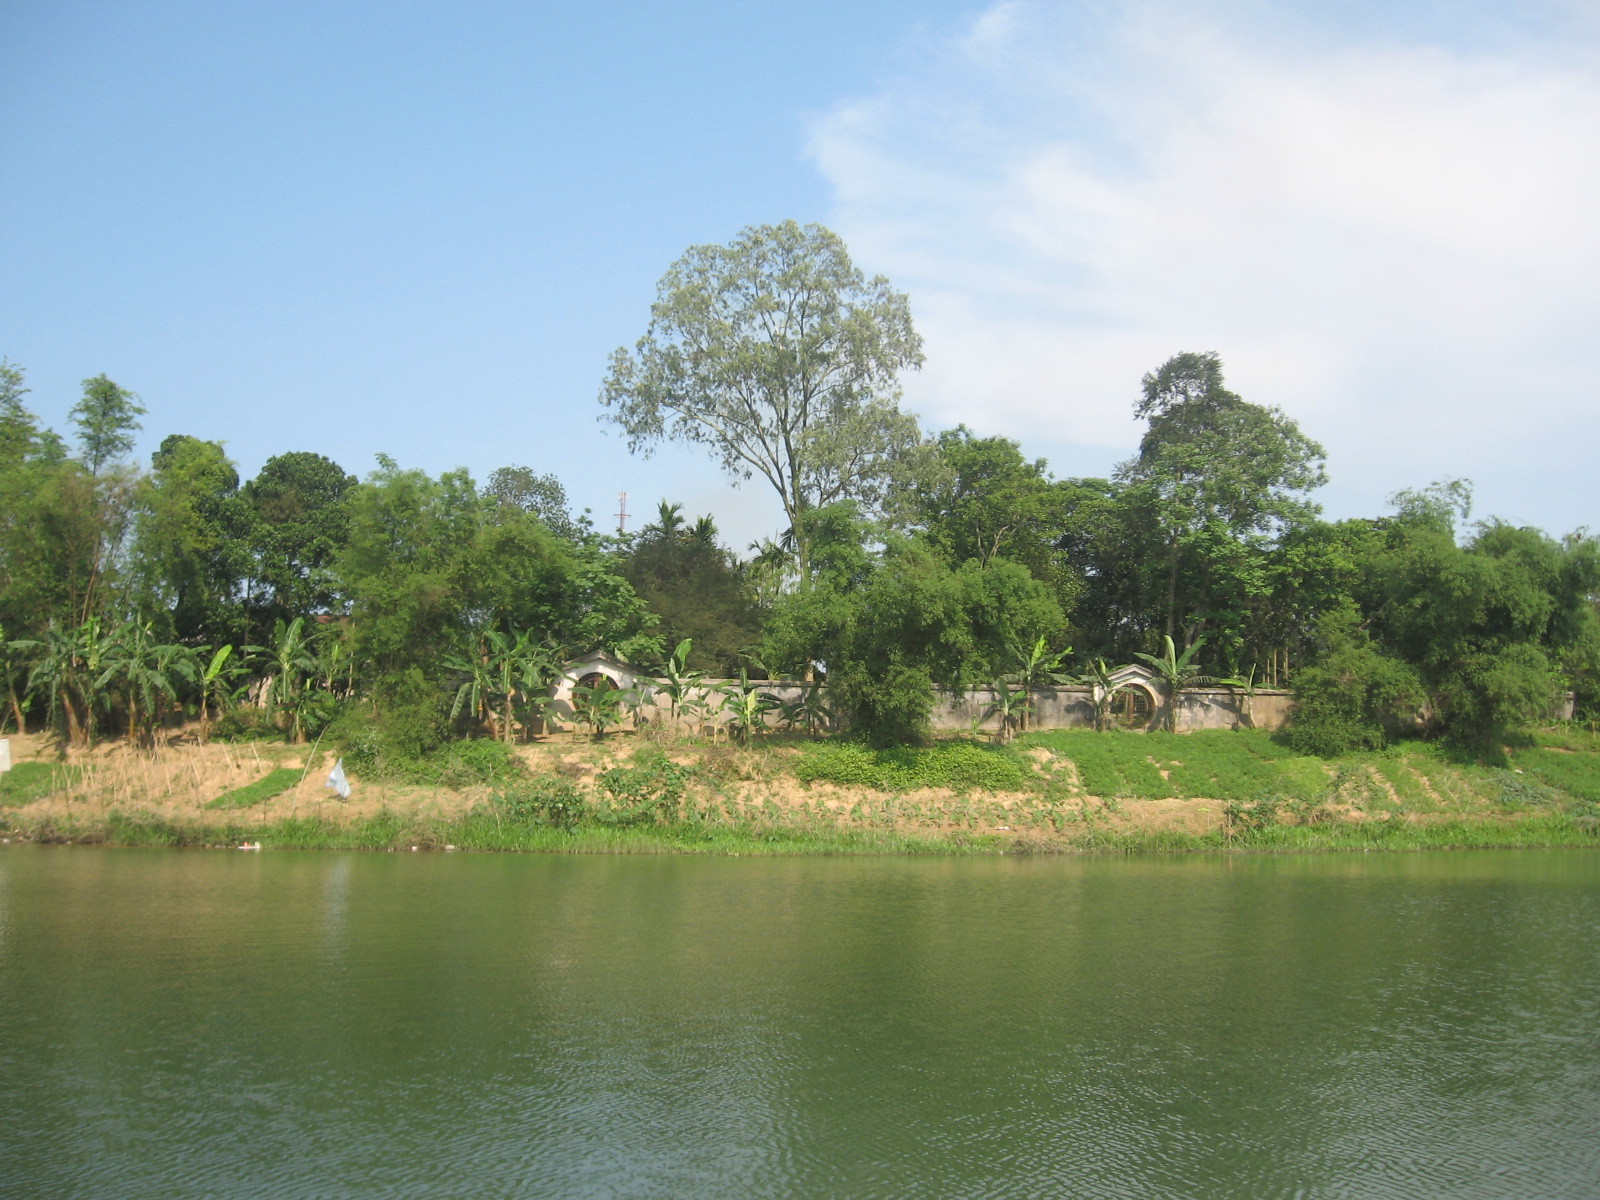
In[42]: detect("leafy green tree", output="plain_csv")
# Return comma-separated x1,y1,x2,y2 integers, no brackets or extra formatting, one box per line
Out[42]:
618,503,762,674
484,465,579,541
601,220,924,579
134,435,251,643
1117,352,1325,648
71,375,145,475
762,510,1066,746
241,452,356,636
338,459,655,694
893,426,1072,587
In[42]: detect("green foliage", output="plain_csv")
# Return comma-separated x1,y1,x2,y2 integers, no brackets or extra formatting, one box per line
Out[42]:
1116,351,1326,651
71,374,145,474
240,451,355,636
764,519,1065,747
205,767,302,810
493,776,588,827
339,459,654,691
892,425,1073,589
601,220,924,580
1132,634,1208,733
619,509,761,675
595,751,694,824
1492,769,1562,812
332,670,447,778
831,663,935,748
210,705,280,742
794,740,1033,792
135,435,251,644
1286,605,1425,756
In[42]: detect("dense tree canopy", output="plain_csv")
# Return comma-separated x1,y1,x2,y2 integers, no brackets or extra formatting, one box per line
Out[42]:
1,324,1593,759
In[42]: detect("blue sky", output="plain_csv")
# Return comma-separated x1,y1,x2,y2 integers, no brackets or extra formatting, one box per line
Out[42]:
4,0,1596,547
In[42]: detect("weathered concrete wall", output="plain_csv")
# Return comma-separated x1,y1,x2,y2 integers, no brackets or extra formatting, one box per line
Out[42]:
934,685,1292,733
552,677,1295,734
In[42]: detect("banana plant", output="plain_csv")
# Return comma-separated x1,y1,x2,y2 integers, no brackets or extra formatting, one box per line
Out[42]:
97,621,188,746
995,636,1074,735
1132,634,1209,733
509,638,564,740
982,678,1031,744
775,680,834,736
1077,657,1131,732
570,679,628,740
1212,663,1258,729
444,638,499,735
195,643,257,743
17,619,111,748
262,617,322,742
0,624,30,735
652,638,707,730
718,670,778,744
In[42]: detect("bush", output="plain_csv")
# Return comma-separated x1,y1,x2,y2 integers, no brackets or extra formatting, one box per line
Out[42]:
595,750,694,824
1284,608,1425,756
210,706,280,743
494,776,588,827
832,664,935,749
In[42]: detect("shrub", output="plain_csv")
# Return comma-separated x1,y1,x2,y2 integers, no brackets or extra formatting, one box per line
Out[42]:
595,752,694,824
831,664,935,749
494,776,588,827
210,706,280,743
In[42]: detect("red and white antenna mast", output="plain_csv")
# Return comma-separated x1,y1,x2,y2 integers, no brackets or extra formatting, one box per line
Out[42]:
615,491,629,534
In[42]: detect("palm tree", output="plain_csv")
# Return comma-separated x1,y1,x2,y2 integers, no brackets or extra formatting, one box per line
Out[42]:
641,500,685,541
1132,634,1208,733
688,514,718,547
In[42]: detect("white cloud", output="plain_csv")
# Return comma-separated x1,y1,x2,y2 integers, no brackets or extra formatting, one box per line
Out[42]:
808,0,1600,529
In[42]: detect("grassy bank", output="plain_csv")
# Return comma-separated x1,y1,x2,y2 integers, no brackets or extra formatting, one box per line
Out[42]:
3,725,1599,856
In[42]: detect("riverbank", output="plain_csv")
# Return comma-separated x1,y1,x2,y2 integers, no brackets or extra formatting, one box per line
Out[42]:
3,725,1598,855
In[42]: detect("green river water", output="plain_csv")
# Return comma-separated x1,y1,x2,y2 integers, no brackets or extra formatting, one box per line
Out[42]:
1,845,1598,1198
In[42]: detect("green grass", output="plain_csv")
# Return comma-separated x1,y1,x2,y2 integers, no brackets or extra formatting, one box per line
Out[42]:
0,761,81,807
205,767,304,810
1019,729,1330,802
793,739,1034,792
1515,748,1600,804
13,805,1600,857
